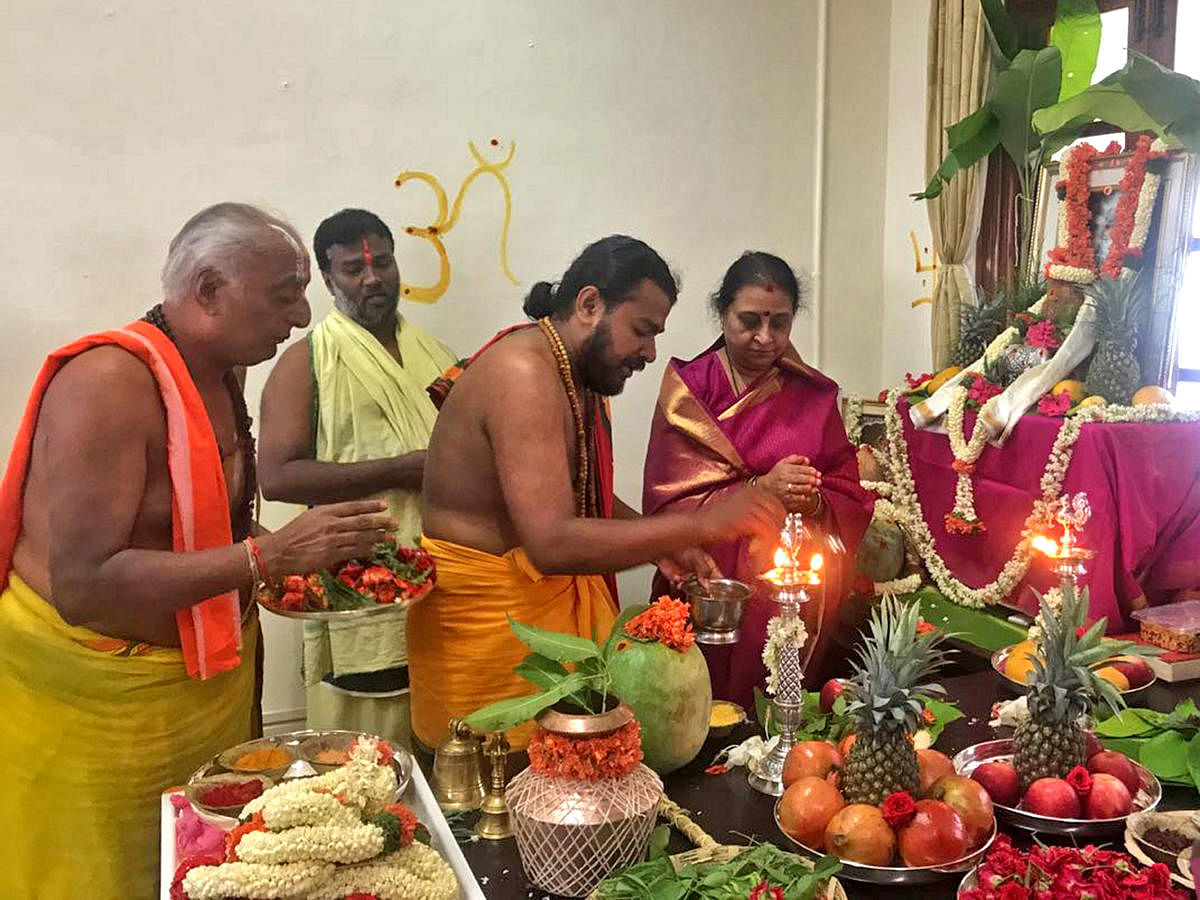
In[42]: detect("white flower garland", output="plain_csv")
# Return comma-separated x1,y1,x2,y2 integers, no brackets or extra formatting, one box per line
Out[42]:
762,617,807,695
183,861,335,900
843,395,864,445
945,387,993,528
311,845,459,900
873,572,924,597
183,736,459,900
235,823,385,866
882,390,1200,608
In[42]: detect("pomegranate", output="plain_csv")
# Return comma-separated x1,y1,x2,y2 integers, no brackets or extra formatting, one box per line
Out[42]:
1085,772,1133,819
778,776,845,848
1107,655,1153,688
1084,731,1104,760
1087,750,1140,797
897,799,969,867
1022,777,1081,818
824,804,897,866
916,749,955,797
782,741,842,788
819,678,846,714
927,774,994,849
971,761,1020,807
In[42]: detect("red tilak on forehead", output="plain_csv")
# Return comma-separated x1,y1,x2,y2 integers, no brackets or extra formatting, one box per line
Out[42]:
361,236,374,268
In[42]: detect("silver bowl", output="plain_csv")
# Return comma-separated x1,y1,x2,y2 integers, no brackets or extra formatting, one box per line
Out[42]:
991,644,1157,703
953,738,1161,836
957,866,980,896
681,578,752,644
773,803,996,885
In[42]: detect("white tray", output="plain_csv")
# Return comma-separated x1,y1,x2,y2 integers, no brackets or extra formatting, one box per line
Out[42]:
160,759,484,899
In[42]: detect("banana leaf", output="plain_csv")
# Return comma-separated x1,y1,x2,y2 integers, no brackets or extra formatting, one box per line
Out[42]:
979,0,1020,66
1050,0,1101,101
991,47,1064,164
1034,51,1200,155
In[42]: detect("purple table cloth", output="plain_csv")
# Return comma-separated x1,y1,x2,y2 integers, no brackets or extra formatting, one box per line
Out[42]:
900,401,1200,631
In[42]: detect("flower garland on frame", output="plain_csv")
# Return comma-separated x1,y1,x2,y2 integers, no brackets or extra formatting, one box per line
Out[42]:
1045,137,1167,285
880,389,1200,608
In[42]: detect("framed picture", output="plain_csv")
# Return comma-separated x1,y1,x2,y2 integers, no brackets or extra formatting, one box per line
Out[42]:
1030,147,1200,388
841,397,887,446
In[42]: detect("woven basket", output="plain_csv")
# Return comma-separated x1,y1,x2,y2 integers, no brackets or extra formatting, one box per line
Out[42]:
588,796,848,900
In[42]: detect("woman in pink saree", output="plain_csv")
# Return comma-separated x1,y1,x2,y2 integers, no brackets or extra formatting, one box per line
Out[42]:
643,252,872,709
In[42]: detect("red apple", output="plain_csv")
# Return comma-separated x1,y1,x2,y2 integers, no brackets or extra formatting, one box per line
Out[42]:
1087,750,1140,797
971,761,1020,807
1085,772,1133,819
927,774,995,849
897,799,969,867
1023,778,1081,818
819,679,846,715
1108,655,1153,689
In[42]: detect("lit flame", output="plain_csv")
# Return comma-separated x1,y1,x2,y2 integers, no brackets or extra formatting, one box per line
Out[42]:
1031,535,1060,558
773,547,790,569
810,553,824,572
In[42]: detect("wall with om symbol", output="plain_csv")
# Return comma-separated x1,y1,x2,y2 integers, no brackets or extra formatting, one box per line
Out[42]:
0,0,906,723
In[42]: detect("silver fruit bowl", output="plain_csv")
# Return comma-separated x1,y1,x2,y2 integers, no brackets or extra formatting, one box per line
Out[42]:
773,804,996,885
990,644,1156,703
681,578,753,644
953,738,1161,837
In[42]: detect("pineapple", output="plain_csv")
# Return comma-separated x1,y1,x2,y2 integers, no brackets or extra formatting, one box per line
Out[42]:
1083,274,1146,405
951,292,1006,367
1011,583,1141,790
841,596,952,805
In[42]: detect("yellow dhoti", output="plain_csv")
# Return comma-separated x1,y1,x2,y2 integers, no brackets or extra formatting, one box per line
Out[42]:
408,536,615,750
0,575,256,899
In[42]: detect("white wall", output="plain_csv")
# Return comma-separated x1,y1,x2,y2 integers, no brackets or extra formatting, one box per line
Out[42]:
1,0,920,721
882,0,936,384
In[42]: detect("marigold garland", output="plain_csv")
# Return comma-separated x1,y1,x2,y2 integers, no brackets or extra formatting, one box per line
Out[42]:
526,719,643,779
624,596,695,651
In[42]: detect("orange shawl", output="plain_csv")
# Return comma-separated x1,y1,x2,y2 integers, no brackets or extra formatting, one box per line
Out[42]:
0,320,243,679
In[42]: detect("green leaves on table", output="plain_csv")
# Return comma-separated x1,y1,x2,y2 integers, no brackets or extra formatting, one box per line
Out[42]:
592,842,841,900
1094,698,1200,792
751,687,962,748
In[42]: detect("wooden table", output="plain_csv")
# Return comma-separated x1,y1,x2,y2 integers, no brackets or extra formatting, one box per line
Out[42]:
427,667,1197,899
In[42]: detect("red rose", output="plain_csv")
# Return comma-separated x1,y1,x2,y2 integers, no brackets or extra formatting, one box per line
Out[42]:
1066,765,1092,796
881,791,916,828
748,881,785,900
997,883,1030,900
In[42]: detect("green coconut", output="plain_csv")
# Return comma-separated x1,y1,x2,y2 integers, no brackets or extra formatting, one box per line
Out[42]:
607,637,712,774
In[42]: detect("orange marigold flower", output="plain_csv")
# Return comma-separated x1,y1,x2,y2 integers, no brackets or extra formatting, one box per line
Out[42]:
527,720,643,780
384,803,420,847
224,812,266,862
624,596,695,651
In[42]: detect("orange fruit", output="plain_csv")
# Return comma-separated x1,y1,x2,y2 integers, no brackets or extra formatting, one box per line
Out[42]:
1132,385,1173,406
1094,666,1130,691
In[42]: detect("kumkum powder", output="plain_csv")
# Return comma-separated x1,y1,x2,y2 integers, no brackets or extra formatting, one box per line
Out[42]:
314,748,350,765
199,779,264,808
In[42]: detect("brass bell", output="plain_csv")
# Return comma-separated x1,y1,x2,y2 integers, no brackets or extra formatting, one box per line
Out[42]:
474,731,512,840
431,718,486,811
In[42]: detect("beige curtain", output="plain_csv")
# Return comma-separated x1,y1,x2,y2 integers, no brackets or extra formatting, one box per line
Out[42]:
926,0,991,369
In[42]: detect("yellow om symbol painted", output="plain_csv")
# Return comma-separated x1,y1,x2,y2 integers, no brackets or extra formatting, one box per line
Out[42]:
909,229,939,308
394,140,519,303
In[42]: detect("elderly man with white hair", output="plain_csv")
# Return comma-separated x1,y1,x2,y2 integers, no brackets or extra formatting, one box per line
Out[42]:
0,202,396,898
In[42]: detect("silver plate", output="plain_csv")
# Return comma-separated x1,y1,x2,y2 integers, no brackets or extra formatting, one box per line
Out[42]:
991,644,1157,703
188,729,414,826
257,580,430,621
773,803,996,885
953,738,1161,836
958,866,980,896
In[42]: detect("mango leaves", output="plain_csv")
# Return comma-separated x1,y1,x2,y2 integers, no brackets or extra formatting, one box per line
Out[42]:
465,607,651,733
